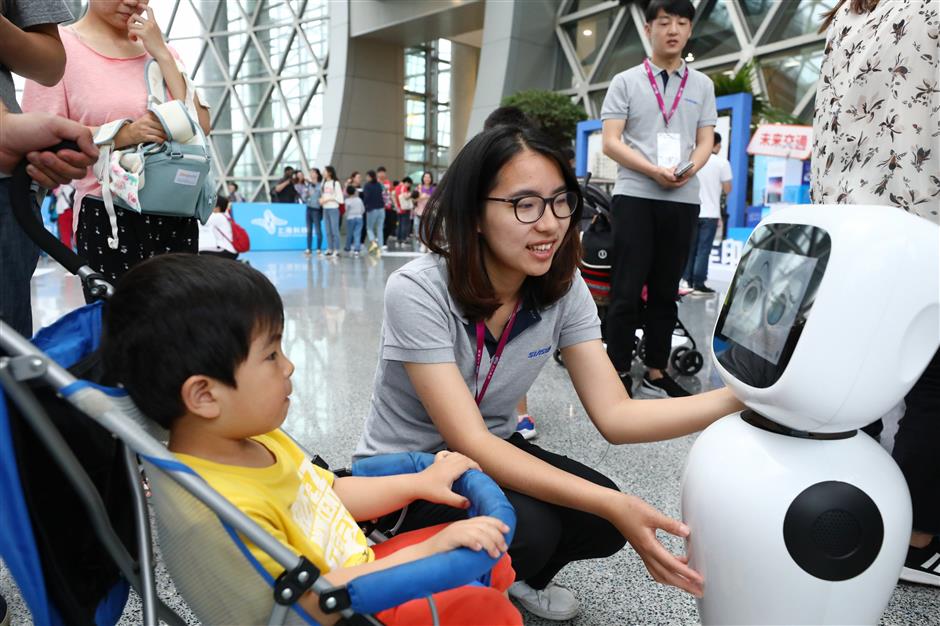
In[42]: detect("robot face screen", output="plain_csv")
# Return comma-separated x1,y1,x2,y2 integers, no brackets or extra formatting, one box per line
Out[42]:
714,223,831,388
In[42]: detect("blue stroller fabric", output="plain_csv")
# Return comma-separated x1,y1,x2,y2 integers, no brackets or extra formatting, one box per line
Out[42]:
0,302,130,626
347,453,517,615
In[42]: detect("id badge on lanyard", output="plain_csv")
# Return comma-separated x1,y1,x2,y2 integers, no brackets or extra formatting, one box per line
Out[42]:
644,59,689,169
657,133,682,168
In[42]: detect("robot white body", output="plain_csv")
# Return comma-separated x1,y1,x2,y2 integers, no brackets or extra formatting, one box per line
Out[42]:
681,205,940,625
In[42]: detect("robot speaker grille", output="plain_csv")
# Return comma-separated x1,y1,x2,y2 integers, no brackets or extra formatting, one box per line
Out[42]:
783,481,884,581
811,509,862,558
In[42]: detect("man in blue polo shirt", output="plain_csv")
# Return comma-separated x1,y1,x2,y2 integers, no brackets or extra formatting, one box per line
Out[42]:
600,0,716,398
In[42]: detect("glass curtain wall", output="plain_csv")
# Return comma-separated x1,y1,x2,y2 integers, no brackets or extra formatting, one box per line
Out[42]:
148,1,329,201
404,40,451,180
553,0,836,124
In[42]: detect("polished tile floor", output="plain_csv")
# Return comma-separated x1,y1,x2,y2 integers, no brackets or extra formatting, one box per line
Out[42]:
3,250,937,625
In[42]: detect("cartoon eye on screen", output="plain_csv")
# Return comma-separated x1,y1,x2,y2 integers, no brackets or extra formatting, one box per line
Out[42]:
721,250,818,366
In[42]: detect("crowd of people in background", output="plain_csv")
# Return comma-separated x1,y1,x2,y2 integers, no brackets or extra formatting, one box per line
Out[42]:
257,161,438,258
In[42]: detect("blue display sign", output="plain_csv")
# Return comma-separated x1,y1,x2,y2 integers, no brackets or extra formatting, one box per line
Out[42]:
231,202,310,251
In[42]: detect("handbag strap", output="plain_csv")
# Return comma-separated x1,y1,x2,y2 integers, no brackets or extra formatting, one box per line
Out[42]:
92,119,133,249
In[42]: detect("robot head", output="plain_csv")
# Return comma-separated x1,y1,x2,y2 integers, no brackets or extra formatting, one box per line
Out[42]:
713,205,939,433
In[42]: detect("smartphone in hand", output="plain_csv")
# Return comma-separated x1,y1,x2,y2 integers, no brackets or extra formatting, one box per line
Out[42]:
674,161,694,178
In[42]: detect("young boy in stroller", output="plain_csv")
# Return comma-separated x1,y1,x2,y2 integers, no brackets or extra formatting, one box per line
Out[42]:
100,253,521,625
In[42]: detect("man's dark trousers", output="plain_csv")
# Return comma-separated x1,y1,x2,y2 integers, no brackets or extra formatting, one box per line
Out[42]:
606,194,698,372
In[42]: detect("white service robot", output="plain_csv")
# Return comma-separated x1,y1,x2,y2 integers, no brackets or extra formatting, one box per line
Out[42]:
681,204,940,625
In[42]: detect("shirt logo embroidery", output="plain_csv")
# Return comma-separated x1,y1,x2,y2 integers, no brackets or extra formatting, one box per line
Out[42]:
528,346,552,359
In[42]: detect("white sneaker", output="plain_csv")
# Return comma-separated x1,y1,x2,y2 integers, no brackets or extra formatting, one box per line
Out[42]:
509,581,579,621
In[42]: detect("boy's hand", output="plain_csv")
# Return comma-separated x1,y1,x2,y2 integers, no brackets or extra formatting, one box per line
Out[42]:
422,517,510,559
416,451,481,509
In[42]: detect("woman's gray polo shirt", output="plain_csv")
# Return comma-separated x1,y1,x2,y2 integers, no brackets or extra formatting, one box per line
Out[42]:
353,254,601,460
600,60,717,205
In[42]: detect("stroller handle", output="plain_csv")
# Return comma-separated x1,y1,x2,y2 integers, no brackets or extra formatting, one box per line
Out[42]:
10,142,113,300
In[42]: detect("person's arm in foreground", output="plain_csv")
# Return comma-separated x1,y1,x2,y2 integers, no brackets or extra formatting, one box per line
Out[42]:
0,102,98,187
0,19,66,87
404,359,710,597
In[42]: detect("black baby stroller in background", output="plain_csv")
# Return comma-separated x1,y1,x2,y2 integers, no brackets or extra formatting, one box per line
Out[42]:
555,174,705,377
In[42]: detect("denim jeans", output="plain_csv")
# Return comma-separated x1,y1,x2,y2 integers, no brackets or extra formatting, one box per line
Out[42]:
396,212,413,242
344,217,364,251
684,218,719,288
366,209,384,245
323,208,340,251
306,206,322,251
0,178,41,337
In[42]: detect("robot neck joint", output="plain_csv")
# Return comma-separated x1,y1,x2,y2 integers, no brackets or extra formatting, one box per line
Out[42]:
741,410,858,440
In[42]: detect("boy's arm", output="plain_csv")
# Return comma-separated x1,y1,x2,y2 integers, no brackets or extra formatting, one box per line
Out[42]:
331,475,424,521
332,451,480,521
0,20,66,87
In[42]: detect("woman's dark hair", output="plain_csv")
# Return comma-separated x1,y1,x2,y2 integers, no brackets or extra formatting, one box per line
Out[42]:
420,125,583,320
215,195,229,213
483,106,531,130
324,165,337,181
101,254,284,429
366,169,377,182
421,171,434,185
819,0,878,33
644,0,695,22
310,167,322,183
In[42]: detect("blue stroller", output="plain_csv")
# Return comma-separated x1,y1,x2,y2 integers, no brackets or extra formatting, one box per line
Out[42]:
0,149,516,625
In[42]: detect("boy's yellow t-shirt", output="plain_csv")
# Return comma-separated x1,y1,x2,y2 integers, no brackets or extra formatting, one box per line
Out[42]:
175,429,375,577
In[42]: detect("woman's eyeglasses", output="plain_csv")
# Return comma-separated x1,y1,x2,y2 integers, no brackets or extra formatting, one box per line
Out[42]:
486,190,581,224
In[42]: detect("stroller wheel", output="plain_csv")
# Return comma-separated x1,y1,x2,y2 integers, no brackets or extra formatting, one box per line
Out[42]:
554,349,565,367
672,347,704,376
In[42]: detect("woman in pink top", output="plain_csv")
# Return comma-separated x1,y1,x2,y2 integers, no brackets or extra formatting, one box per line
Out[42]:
414,171,435,253
22,0,210,284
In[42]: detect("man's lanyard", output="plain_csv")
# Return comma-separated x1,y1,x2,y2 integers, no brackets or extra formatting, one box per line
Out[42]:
644,58,689,127
474,301,521,406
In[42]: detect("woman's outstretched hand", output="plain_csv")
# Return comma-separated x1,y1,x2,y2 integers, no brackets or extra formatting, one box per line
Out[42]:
610,493,704,597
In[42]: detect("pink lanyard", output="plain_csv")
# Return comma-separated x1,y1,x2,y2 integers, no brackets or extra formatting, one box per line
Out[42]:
474,301,521,406
643,58,689,127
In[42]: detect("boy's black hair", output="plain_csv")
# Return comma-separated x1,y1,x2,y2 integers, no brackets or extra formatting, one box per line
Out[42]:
714,131,722,145
101,254,285,429
484,106,531,130
402,176,413,185
346,184,357,196
410,189,420,200
644,0,695,22
377,165,387,173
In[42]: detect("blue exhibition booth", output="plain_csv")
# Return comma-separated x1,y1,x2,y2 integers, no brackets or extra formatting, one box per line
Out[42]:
231,202,322,251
